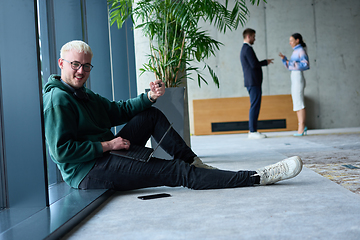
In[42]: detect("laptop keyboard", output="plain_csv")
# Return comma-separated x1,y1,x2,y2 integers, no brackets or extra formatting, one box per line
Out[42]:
127,145,153,160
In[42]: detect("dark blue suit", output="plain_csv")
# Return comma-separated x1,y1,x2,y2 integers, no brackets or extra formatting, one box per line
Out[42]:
240,43,268,132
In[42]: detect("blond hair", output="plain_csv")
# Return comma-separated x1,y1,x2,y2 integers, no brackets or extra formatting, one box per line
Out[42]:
60,40,93,59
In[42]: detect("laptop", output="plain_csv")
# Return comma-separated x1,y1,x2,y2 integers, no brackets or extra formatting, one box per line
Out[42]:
109,123,173,162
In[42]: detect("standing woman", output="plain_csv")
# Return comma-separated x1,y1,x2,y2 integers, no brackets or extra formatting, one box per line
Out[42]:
279,33,310,136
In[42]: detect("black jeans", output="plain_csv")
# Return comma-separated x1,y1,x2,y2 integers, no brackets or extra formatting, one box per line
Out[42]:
79,107,257,191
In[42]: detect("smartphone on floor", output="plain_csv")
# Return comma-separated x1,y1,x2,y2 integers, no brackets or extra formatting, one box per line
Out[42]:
138,193,171,200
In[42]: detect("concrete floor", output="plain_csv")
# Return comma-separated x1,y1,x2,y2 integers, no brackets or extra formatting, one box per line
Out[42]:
63,128,360,240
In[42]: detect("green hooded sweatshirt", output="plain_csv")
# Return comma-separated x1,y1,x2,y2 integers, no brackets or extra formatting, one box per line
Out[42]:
43,75,154,188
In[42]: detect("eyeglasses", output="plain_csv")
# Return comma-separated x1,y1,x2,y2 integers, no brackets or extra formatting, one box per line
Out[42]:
62,59,93,72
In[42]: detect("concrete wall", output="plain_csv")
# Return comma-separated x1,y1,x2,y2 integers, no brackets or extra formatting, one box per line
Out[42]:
134,0,360,134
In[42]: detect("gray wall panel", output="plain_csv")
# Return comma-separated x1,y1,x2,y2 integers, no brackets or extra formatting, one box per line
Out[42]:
314,0,360,128
166,0,360,132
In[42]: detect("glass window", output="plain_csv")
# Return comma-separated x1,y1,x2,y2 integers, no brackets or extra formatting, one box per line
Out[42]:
0,0,48,211
0,93,6,210
1,0,137,237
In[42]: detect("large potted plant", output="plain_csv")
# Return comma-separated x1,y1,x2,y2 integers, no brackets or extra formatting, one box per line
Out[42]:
107,0,265,157
108,0,265,88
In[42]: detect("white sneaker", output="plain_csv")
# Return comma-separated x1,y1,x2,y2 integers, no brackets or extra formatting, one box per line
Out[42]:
248,132,267,139
254,156,303,185
191,157,218,170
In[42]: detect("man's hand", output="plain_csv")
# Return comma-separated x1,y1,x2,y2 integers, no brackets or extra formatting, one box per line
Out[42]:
101,137,130,152
267,59,274,64
148,79,165,102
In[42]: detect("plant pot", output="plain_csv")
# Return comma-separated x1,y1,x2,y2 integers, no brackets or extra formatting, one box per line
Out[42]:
148,87,191,159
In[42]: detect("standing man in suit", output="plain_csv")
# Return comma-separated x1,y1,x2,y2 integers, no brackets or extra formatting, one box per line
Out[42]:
240,28,273,139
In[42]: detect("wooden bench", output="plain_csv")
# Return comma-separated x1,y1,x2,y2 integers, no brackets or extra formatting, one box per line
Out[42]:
193,94,297,135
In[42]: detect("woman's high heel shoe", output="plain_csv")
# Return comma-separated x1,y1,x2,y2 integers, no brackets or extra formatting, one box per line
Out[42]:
294,126,307,136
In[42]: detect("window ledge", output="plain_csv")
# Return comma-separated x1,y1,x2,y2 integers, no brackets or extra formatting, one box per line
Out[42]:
0,184,114,239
